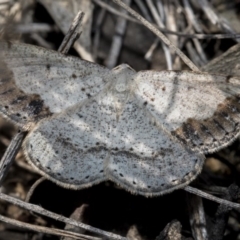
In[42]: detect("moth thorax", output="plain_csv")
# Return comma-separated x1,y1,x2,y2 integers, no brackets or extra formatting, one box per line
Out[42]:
115,82,126,92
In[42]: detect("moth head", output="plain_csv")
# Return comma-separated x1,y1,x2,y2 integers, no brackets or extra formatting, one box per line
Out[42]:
111,64,136,93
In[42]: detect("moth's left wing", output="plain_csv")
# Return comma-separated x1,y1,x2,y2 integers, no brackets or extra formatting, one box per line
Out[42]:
0,42,110,128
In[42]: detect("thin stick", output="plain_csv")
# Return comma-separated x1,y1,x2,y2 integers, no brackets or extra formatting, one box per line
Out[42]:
25,177,46,202
0,192,127,240
58,11,84,54
105,0,131,69
134,0,152,22
146,0,172,70
111,0,200,71
93,0,138,23
187,194,208,240
93,0,240,39
185,186,240,210
0,214,100,240
93,7,106,59
31,33,54,49
0,131,27,186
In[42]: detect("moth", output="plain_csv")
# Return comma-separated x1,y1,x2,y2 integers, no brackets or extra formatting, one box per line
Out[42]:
0,41,240,197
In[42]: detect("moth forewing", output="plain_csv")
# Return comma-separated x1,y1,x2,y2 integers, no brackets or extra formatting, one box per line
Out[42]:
0,41,110,126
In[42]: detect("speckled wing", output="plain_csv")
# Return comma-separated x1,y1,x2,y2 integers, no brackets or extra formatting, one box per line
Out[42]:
134,70,240,154
23,88,118,189
0,41,110,128
23,87,204,196
106,97,204,196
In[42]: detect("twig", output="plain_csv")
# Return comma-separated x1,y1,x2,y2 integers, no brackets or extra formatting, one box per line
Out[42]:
197,0,218,25
62,204,89,240
30,33,54,49
58,11,84,54
0,0,12,5
146,0,162,27
155,220,184,240
183,0,207,65
0,131,26,186
156,0,165,22
0,213,100,240
0,192,128,240
146,0,172,69
187,194,208,240
133,1,159,63
145,38,159,61
111,0,200,71
185,40,203,66
134,0,152,22
209,184,240,240
93,7,106,59
93,0,138,23
105,0,131,69
183,0,202,32
185,186,240,210
25,177,46,202
12,23,55,33
193,0,240,43
163,2,178,69
93,0,240,39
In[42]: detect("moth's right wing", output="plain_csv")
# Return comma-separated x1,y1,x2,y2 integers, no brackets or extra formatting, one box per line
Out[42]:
0,42,110,128
202,43,240,76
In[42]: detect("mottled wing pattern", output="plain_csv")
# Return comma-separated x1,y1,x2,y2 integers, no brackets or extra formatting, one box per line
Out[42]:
107,97,204,196
23,79,204,196
134,70,240,154
23,88,118,189
0,42,110,128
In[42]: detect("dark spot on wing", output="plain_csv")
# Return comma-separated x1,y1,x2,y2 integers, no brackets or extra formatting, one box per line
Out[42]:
72,73,77,79
27,99,44,115
225,75,233,83
11,96,28,105
173,95,240,154
0,57,52,126
77,113,83,118
46,64,51,70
